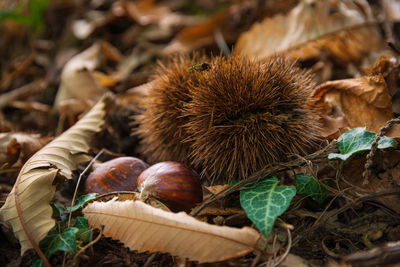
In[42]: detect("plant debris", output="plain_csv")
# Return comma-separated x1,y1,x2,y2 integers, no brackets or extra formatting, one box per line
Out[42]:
1,0,400,266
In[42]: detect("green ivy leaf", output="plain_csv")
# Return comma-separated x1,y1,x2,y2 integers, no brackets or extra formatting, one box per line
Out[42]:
66,193,97,213
296,174,329,204
240,177,296,237
74,217,92,243
33,226,79,267
328,127,397,161
230,180,239,186
51,203,68,222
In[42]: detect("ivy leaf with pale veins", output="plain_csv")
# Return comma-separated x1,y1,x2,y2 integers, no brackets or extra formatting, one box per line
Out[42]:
240,177,296,237
328,127,397,161
33,226,79,267
296,174,329,204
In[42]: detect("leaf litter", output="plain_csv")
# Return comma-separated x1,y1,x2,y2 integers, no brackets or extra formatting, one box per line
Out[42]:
1,0,400,266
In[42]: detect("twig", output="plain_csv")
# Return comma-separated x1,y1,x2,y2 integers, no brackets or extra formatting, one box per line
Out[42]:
258,219,292,267
250,251,262,267
67,149,104,227
388,41,400,55
269,219,292,267
143,253,158,267
62,149,104,267
72,227,103,266
321,237,341,259
191,141,337,217
0,51,36,89
362,118,400,186
0,80,46,109
293,187,400,247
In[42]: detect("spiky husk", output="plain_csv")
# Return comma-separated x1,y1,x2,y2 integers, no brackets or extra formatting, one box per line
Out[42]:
134,54,206,165
135,55,320,184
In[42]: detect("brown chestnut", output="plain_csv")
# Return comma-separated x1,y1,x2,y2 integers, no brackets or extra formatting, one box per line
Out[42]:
137,161,203,211
84,157,149,194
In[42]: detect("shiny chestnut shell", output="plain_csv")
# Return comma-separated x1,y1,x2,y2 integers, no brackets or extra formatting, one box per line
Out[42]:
84,157,149,194
137,161,203,211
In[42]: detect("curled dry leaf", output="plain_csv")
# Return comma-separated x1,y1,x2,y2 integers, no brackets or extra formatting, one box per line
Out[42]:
235,0,383,62
124,0,172,26
382,0,400,22
83,198,260,263
312,75,400,139
164,1,257,54
0,132,50,168
164,10,229,54
54,43,108,107
0,96,106,255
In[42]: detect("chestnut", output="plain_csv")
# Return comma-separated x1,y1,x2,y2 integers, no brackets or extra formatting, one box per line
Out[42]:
137,161,203,211
84,157,149,194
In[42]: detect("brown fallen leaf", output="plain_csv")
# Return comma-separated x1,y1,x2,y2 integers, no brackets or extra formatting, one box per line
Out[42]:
280,254,313,267
363,55,400,95
164,0,259,54
342,150,400,213
83,198,260,263
164,10,230,54
0,133,50,168
54,43,108,107
124,0,171,26
206,184,230,195
235,0,383,63
0,96,106,255
101,41,123,63
312,74,400,139
382,0,400,22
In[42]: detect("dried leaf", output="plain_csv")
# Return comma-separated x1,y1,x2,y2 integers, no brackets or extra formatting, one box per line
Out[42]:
235,0,382,62
342,150,400,213
0,132,50,167
54,43,108,107
0,97,106,254
205,184,230,195
83,198,260,263
124,0,171,26
363,55,400,95
382,0,400,22
164,10,230,54
280,254,311,267
312,75,400,138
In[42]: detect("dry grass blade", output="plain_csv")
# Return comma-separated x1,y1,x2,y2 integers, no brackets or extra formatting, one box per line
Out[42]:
0,96,107,255
83,199,261,263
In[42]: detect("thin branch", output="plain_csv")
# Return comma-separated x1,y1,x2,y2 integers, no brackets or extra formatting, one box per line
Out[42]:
72,226,103,265
0,80,46,109
67,149,104,227
191,141,337,217
62,150,104,267
363,118,400,186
